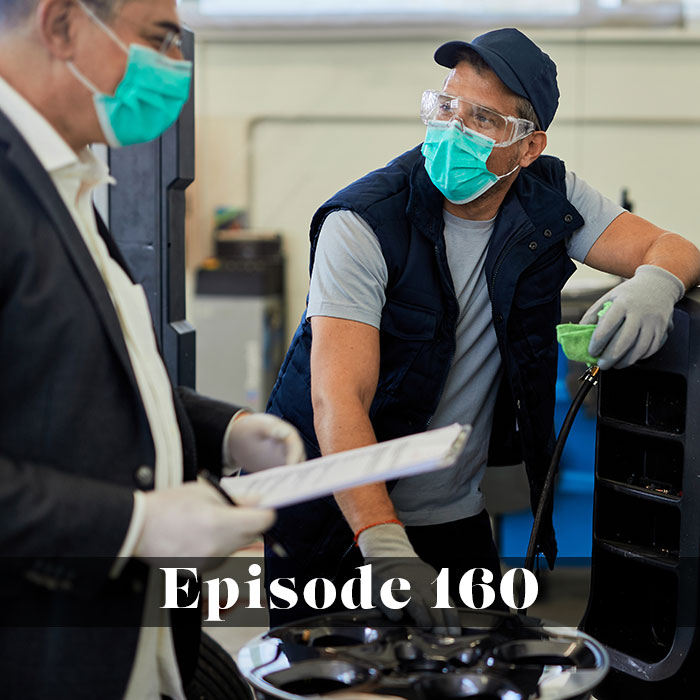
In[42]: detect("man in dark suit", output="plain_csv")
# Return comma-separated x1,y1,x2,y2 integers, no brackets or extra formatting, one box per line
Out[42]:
0,1,305,698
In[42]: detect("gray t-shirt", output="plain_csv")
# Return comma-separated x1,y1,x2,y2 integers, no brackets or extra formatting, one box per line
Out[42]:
308,170,623,526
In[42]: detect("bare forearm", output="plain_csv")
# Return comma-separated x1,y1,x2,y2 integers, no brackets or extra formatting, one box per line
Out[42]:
335,483,397,533
313,397,397,532
584,212,700,287
314,393,377,455
643,232,700,289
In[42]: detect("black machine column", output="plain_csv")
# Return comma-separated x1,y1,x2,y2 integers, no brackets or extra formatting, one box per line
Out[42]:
581,287,700,697
103,28,196,388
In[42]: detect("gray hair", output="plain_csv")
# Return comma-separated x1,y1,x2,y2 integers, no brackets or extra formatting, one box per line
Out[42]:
448,47,542,131
0,0,125,27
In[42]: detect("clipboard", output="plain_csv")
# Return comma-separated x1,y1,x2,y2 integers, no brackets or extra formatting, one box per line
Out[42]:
222,423,471,509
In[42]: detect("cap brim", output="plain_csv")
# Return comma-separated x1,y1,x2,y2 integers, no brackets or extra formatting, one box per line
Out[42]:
434,40,529,103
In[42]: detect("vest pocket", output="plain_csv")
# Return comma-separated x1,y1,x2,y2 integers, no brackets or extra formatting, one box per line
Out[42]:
380,299,437,340
511,250,575,359
514,247,575,309
376,299,438,396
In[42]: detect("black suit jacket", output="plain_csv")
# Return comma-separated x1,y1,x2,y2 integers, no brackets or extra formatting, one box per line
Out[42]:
0,109,238,698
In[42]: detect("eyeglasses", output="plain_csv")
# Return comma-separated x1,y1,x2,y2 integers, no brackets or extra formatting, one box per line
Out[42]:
159,29,183,55
77,0,183,57
420,90,535,147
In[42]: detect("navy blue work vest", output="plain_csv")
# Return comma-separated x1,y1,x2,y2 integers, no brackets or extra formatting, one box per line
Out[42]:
268,146,583,565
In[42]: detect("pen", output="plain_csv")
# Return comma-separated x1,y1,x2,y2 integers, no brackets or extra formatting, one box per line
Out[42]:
199,470,288,558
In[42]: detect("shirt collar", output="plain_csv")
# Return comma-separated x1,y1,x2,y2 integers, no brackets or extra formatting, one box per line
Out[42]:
54,146,116,192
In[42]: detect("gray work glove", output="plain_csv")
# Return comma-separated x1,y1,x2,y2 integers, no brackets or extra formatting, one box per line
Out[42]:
581,264,685,370
357,523,461,634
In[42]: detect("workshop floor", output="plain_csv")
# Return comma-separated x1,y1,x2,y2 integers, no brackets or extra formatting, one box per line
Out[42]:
207,548,596,696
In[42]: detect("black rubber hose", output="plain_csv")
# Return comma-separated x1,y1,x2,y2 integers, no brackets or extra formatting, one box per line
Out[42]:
517,365,600,611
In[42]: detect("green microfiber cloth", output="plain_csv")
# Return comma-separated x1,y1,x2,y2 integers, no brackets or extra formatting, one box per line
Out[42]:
556,301,613,365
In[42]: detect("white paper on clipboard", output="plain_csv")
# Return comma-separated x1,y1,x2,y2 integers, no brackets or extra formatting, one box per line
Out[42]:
222,423,471,509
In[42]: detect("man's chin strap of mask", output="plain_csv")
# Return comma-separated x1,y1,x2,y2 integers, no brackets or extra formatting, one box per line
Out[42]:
422,120,522,205
66,0,192,148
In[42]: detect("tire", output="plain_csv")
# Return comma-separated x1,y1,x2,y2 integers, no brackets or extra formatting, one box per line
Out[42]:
185,632,255,700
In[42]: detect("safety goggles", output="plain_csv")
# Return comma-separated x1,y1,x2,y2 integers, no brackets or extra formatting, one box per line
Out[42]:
420,89,535,147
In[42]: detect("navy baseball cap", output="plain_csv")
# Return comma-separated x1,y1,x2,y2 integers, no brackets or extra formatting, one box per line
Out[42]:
434,28,559,131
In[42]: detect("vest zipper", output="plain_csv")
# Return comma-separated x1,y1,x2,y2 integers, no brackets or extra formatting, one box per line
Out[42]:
488,223,533,297
489,238,518,296
426,243,456,430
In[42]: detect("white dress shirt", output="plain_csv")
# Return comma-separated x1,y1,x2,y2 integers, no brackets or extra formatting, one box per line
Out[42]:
0,75,186,700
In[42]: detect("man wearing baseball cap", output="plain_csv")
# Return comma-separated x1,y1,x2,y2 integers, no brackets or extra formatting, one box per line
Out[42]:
266,29,700,629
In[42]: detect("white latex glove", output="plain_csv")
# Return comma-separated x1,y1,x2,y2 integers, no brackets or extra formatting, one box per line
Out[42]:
357,523,461,634
133,481,275,570
224,413,306,472
580,264,685,370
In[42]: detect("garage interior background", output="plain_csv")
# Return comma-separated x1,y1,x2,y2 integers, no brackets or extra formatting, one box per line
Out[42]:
182,0,700,347
168,2,700,687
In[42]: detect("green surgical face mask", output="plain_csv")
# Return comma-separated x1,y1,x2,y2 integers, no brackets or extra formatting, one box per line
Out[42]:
67,3,192,148
421,120,519,204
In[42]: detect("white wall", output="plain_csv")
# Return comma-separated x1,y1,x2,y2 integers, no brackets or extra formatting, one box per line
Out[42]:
188,28,700,341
